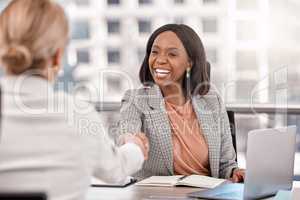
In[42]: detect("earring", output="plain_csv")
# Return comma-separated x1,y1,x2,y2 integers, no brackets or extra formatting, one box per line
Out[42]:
186,67,191,98
186,67,191,78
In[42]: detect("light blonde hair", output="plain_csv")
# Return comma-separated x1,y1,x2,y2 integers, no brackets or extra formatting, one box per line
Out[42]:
0,0,69,75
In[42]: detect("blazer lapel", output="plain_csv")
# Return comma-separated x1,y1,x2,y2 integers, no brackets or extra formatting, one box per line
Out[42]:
192,95,220,177
146,85,174,175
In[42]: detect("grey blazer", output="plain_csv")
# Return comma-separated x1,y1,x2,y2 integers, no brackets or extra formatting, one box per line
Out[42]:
119,84,238,179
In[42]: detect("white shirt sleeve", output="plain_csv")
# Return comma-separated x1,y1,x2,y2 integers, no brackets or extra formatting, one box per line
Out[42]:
92,141,144,183
72,98,144,184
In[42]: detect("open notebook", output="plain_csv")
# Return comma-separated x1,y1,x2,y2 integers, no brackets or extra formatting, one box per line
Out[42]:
136,175,226,189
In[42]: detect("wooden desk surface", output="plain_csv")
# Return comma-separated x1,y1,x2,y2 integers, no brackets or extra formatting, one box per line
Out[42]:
87,182,300,200
87,185,201,200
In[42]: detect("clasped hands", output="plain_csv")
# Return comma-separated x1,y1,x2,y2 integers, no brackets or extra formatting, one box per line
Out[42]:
118,132,149,160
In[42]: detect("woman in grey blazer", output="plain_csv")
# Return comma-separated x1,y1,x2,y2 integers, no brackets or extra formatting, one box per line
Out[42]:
119,24,244,182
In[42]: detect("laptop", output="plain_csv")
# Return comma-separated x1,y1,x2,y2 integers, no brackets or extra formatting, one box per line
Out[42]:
188,126,297,200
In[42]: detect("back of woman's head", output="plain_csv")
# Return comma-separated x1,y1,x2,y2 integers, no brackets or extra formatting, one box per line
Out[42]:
0,0,69,75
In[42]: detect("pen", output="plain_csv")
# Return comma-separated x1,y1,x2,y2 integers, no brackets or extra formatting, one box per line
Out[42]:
178,175,187,181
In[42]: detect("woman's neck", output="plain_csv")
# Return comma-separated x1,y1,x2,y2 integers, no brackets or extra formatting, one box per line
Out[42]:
160,84,186,106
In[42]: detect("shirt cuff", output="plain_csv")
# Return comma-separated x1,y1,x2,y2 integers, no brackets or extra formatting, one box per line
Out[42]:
119,143,144,175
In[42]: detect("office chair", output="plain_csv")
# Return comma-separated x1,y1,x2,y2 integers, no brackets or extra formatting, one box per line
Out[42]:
227,110,237,153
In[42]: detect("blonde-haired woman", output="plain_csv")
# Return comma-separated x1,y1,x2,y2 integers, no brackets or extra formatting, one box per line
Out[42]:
0,0,148,200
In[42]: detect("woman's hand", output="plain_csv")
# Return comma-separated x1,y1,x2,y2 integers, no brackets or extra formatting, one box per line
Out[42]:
118,133,149,160
230,168,245,183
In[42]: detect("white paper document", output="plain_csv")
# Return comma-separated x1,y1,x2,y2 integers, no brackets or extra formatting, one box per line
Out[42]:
136,175,226,188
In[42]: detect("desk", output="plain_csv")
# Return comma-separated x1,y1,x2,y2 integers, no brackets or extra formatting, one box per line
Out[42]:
86,181,300,200
87,185,199,200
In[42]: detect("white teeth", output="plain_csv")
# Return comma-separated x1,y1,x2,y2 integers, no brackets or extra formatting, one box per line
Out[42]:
156,73,169,78
155,69,170,74
154,68,170,78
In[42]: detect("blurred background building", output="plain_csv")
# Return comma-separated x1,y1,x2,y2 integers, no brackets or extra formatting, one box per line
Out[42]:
0,0,300,176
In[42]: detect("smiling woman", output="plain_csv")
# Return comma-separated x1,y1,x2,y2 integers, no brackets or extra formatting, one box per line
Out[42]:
148,31,191,92
118,24,245,182
139,24,210,101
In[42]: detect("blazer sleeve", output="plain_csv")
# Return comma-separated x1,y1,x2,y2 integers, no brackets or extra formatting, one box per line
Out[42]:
119,89,143,135
73,98,144,184
216,94,238,178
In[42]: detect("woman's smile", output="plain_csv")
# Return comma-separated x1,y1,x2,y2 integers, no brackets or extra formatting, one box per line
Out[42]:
153,68,171,79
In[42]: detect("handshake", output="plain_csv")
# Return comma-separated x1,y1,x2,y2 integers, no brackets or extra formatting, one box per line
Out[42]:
118,132,150,160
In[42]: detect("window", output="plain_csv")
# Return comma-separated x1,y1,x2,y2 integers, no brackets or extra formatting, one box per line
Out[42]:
236,0,257,10
174,0,185,4
106,76,122,91
235,80,258,103
174,17,185,24
107,19,121,34
76,49,90,64
138,0,152,5
236,50,257,71
107,0,120,6
236,20,256,41
202,17,218,33
71,20,90,40
74,0,90,6
206,47,218,63
203,0,217,4
107,49,121,65
291,25,300,43
138,19,152,34
137,48,146,63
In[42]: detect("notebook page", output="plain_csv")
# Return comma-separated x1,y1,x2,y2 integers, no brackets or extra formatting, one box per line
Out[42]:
136,175,184,187
176,175,226,188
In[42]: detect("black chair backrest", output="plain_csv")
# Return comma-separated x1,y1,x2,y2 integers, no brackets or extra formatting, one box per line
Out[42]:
227,110,237,154
0,193,47,200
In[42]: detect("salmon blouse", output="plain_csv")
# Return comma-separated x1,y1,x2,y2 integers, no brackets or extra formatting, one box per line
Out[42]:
165,100,210,176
